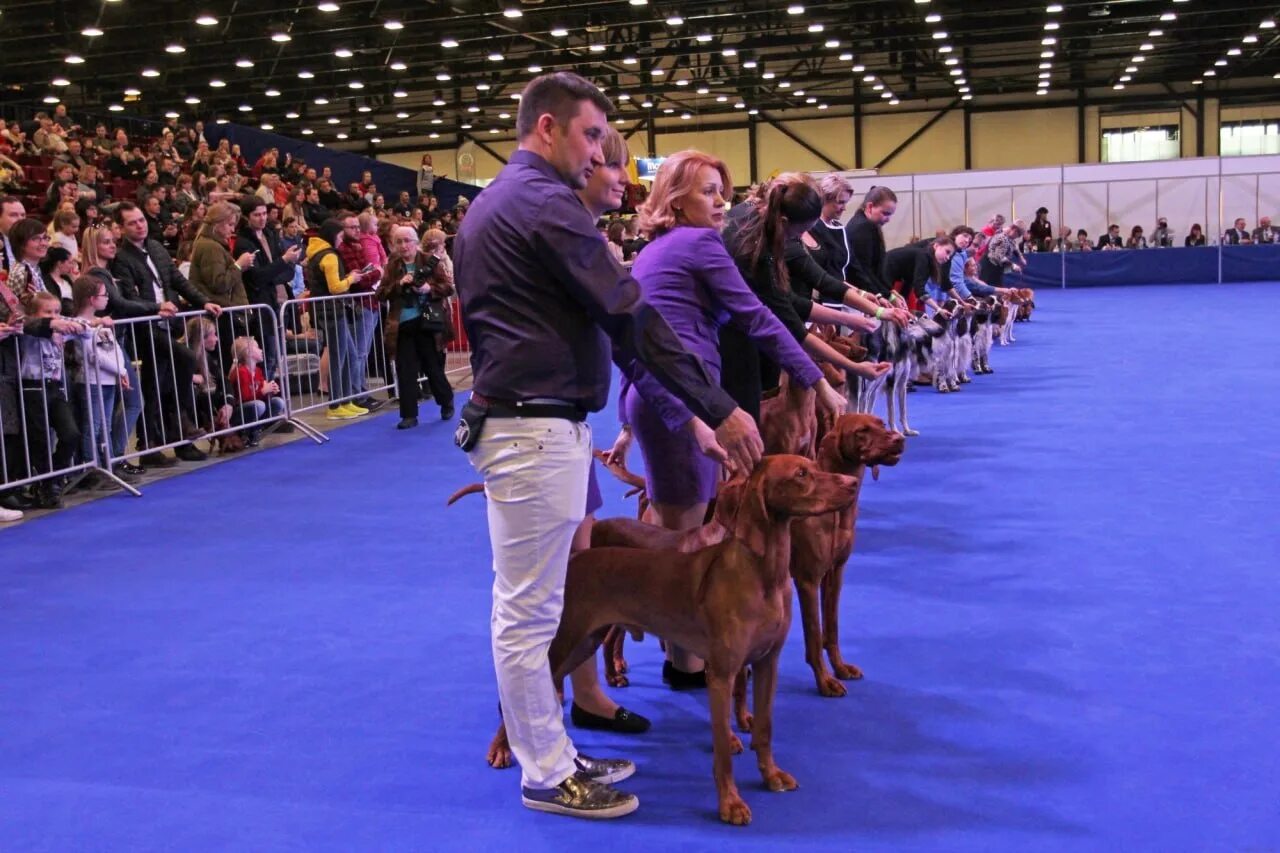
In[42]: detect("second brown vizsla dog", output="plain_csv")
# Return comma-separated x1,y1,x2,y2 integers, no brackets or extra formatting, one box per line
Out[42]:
760,373,819,458
790,414,904,697
544,455,858,825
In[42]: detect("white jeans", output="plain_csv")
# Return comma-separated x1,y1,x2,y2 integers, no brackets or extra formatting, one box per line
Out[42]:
468,416,591,790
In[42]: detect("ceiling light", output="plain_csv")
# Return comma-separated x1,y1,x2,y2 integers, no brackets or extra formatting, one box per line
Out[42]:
1242,34,1258,43
1119,75,1131,82
1191,79,1203,85
933,30,948,39
825,39,840,48
1227,48,1242,56
383,20,403,30
270,32,291,42
589,43,606,52
880,92,893,99
476,82,492,90
787,4,804,13
889,98,900,105
261,123,275,131
925,13,941,23
348,80,364,89
489,128,500,134
239,104,253,112
65,54,86,64
314,97,329,104
1046,3,1063,11
1113,83,1125,90
623,56,638,64
1261,20,1276,29
630,0,647,5
488,52,504,62
108,104,124,112
806,97,817,104
510,93,521,100
442,38,459,48
1042,50,1055,58
51,77,71,87
165,111,180,119
1204,69,1216,76
696,86,709,94
265,88,280,97
680,112,692,120
42,95,59,104
185,96,201,104
298,70,315,79
430,132,441,138
675,79,689,86
863,74,876,82
327,117,340,124
1132,55,1145,62
364,122,377,130
317,2,340,11
1139,43,1154,51
195,14,218,26
939,45,953,54
217,119,230,125
1038,61,1051,69
641,100,654,108
82,26,104,37
433,97,446,106
527,64,542,73
1035,90,1046,96
550,27,568,37
651,68,664,76
735,101,746,108
873,83,884,90
142,68,160,77
696,33,713,43
1042,37,1057,45
663,108,674,114
808,23,824,32
460,123,473,130
502,6,522,18
950,68,963,76
1126,65,1138,73
357,105,371,114
716,95,727,102
1038,72,1050,79
852,64,865,72
286,111,300,119
1215,59,1227,66
1160,12,1176,20
436,72,451,81
762,71,776,79
395,111,409,119
390,61,408,71
956,78,966,85
210,79,226,88
499,112,511,119
236,58,255,68
393,90,408,98
743,59,758,68
958,86,969,93
468,105,481,113
335,48,354,58
839,52,853,61
723,48,738,57
1044,21,1059,30
748,108,759,115
618,93,631,100
778,80,791,88
666,15,683,26
336,133,348,140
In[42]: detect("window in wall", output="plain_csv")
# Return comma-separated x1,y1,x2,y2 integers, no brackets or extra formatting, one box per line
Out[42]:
1100,125,1180,163
1220,121,1280,157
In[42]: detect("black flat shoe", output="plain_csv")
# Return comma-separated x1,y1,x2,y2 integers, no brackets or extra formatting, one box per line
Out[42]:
396,417,418,430
571,703,651,734
662,660,707,690
440,405,455,421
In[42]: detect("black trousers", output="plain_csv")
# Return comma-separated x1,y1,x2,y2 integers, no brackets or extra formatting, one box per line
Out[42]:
395,316,453,419
133,327,197,450
21,381,80,476
717,325,763,424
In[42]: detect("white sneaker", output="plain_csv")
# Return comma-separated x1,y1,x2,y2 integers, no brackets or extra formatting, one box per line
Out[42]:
0,506,23,523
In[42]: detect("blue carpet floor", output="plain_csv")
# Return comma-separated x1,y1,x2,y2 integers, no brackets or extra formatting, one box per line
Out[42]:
2,283,1279,852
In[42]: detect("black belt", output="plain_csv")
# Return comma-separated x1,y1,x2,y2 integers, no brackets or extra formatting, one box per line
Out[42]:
472,394,586,422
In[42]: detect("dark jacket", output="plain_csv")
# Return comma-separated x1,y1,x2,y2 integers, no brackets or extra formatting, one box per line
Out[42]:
845,210,891,296
318,189,344,212
110,237,207,311
883,244,937,302
784,236,850,305
235,225,295,306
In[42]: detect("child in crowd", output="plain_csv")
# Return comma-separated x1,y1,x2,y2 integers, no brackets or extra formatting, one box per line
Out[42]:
19,292,85,507
187,315,235,444
68,276,139,481
229,336,284,447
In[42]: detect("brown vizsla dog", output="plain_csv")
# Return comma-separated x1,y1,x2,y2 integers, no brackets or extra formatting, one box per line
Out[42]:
538,455,858,825
789,414,904,696
760,373,819,458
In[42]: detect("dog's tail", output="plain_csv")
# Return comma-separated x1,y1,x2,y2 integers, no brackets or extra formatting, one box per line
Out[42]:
446,482,486,505
593,449,647,489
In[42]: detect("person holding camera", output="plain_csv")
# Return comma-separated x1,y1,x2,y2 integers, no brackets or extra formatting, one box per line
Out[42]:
376,225,455,429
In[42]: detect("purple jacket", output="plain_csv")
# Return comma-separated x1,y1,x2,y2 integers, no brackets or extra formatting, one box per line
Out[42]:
626,226,823,430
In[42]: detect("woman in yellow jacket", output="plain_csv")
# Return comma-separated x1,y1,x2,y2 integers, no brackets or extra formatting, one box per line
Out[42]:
304,218,373,419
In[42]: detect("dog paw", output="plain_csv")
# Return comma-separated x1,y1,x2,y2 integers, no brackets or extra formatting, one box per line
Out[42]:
613,657,629,675
902,428,919,437
736,710,754,733
818,675,848,697
729,733,745,754
719,793,753,825
762,768,799,792
832,661,864,680
606,673,630,688
486,743,513,769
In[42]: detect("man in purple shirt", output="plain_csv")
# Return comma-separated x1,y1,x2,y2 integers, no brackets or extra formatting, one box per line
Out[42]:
454,72,761,820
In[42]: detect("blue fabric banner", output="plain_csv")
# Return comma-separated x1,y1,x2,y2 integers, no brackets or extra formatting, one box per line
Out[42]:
1020,245,1279,288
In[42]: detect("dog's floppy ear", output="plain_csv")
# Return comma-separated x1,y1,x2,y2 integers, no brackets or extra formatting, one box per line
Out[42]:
728,466,770,556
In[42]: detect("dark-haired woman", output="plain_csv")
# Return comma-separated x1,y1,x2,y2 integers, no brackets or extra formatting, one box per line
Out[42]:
884,237,956,316
1185,224,1207,247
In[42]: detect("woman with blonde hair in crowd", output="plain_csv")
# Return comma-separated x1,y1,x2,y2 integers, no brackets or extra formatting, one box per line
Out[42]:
610,152,851,688
189,201,256,380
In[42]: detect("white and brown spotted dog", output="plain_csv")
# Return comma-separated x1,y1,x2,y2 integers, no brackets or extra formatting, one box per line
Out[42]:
854,314,944,437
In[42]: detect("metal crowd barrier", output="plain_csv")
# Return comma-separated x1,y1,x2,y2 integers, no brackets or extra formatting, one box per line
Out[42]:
1,321,101,506
442,295,472,381
278,292,394,435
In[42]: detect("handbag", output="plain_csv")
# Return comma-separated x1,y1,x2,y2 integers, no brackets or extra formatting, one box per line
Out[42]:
419,297,445,331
